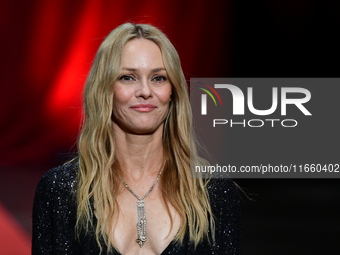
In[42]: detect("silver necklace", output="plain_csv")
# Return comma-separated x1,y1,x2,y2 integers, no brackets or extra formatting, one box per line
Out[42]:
119,169,163,248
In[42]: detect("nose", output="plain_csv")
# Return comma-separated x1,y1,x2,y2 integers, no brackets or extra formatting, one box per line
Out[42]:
135,78,152,99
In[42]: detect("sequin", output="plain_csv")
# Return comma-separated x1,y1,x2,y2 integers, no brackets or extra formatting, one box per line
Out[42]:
32,162,241,254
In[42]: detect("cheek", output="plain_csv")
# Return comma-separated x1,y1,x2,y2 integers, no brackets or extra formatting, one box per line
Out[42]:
113,86,131,107
157,87,172,104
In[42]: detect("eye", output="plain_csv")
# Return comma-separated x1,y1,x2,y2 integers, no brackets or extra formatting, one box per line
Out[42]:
119,75,135,83
152,75,167,83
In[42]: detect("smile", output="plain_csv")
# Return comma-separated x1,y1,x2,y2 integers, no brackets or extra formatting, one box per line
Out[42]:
130,104,157,112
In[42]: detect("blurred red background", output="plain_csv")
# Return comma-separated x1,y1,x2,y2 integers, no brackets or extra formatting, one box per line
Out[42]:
0,0,231,168
1,1,339,254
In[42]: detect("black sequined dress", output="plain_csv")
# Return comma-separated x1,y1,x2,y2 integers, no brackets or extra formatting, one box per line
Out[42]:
32,162,241,254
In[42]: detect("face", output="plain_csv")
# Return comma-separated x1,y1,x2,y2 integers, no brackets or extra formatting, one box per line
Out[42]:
112,39,172,135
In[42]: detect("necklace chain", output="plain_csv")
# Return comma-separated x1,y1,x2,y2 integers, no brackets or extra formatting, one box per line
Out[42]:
119,169,163,248
119,169,163,200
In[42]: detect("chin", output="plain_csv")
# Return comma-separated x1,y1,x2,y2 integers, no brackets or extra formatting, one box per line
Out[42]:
128,123,163,135
132,127,158,135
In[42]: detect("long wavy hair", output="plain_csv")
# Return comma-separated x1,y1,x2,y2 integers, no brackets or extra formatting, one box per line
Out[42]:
76,23,214,253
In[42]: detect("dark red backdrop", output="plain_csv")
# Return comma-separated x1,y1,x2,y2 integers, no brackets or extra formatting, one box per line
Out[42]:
0,0,231,168
1,2,340,254
1,0,339,169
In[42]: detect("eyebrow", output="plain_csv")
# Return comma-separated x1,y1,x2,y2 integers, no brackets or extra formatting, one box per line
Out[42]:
122,67,166,73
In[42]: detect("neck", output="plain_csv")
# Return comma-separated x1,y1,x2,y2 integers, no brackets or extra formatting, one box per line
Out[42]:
113,123,164,181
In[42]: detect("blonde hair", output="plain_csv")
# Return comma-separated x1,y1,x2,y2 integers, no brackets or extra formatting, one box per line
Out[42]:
76,23,214,252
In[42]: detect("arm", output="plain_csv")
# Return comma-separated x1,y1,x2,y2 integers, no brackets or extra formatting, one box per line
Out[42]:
32,173,53,254
32,164,79,254
209,178,241,254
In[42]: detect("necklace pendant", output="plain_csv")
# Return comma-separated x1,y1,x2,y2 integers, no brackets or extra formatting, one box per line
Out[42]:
136,200,147,247
136,235,147,247
120,170,162,248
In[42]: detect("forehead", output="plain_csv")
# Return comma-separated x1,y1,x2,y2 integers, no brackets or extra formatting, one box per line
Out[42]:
121,39,164,69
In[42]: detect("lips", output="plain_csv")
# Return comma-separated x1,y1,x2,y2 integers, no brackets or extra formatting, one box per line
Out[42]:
130,104,157,112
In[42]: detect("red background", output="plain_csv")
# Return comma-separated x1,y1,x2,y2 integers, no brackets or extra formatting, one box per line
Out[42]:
1,1,339,254
0,0,232,168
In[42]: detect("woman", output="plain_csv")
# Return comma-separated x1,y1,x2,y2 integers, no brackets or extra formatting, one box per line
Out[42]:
32,23,240,254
